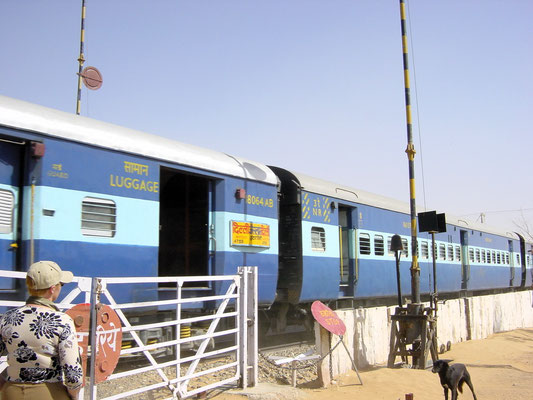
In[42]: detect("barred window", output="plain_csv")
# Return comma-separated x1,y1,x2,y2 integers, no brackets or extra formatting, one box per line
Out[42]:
475,249,480,263
492,251,496,264
447,245,454,261
455,246,461,262
439,244,446,260
481,250,486,263
387,236,394,256
497,252,501,264
0,189,15,234
402,238,408,257
505,253,510,265
81,197,116,237
359,233,371,255
516,254,520,265
311,227,326,252
421,241,429,259
469,248,475,263
374,235,385,256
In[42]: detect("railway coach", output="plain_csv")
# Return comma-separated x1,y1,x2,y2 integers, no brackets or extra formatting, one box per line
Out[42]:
267,167,533,330
1,96,531,337
0,96,279,308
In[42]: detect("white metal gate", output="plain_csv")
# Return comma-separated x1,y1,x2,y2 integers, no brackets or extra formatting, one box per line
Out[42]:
0,266,258,399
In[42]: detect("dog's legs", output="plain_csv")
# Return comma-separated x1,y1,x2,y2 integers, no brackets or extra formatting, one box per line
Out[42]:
451,388,458,400
465,379,477,400
443,387,449,400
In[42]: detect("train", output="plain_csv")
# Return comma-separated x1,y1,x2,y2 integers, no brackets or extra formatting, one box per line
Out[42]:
1,95,532,336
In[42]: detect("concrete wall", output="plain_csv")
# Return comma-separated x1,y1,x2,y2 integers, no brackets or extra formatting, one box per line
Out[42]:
315,290,533,382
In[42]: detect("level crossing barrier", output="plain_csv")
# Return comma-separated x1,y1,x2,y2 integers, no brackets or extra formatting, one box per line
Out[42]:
0,266,258,399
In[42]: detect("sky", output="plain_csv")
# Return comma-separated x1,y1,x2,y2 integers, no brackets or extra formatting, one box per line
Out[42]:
1,1,532,236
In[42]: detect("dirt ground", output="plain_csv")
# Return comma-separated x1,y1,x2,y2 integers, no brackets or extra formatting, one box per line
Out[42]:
218,328,533,400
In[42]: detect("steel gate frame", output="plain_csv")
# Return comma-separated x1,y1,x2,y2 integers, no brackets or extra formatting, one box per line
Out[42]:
0,266,258,399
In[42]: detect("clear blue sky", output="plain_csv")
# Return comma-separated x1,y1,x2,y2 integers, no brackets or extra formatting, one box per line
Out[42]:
1,1,532,235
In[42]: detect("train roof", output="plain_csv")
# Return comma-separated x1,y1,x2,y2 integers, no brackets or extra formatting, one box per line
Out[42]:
0,96,277,185
291,171,521,240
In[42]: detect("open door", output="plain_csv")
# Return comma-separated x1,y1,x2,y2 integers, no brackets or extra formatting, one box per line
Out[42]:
339,206,357,297
460,230,470,290
158,168,212,281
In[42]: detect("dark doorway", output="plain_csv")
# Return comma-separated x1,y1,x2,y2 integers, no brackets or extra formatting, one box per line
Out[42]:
158,168,210,279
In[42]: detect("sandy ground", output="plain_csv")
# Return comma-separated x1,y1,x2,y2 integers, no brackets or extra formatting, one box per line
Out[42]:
218,328,533,400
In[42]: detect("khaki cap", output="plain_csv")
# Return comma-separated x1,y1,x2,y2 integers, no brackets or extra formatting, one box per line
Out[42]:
27,261,74,289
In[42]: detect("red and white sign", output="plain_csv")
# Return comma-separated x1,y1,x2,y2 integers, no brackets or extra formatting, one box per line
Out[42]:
94,304,122,383
311,300,346,336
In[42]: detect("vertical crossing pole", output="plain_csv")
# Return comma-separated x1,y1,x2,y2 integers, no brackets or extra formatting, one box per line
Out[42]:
399,0,420,304
76,0,87,115
238,266,258,388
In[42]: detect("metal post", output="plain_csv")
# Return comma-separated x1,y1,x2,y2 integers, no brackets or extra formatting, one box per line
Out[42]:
238,266,258,388
431,232,437,310
88,277,100,400
395,251,403,308
76,0,87,115
399,0,420,304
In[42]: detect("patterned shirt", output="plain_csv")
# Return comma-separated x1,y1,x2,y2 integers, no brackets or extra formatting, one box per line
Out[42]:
0,305,83,390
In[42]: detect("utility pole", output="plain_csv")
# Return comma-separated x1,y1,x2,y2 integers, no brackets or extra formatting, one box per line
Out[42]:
398,0,420,304
76,0,87,115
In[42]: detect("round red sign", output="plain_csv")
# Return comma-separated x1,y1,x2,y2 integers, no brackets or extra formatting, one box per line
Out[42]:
311,300,346,336
94,304,122,383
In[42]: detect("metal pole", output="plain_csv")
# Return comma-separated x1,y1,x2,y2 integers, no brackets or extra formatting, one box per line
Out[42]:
395,251,402,307
76,0,87,115
431,232,437,309
399,0,420,304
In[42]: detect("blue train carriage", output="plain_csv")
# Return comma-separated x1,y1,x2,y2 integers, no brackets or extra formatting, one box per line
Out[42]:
268,167,530,331
267,167,423,330
0,96,279,311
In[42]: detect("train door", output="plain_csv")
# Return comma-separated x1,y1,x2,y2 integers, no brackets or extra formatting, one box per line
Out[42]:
518,234,527,288
0,138,26,281
508,240,516,287
158,167,211,279
460,230,469,290
339,206,356,297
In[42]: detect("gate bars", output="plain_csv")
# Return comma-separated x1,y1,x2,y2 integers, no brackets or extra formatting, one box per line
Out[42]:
0,266,258,399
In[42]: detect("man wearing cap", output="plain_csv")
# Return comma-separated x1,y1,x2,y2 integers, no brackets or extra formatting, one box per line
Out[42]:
0,261,83,399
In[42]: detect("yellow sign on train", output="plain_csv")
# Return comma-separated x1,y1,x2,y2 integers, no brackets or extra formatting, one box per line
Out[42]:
231,221,270,248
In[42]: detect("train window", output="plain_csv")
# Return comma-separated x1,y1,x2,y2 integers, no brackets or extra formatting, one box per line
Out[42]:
374,235,385,256
481,250,486,263
81,197,117,237
469,249,474,263
359,233,371,255
0,189,14,234
401,238,408,257
497,252,501,264
439,244,446,260
311,227,326,252
516,254,520,265
475,249,480,263
421,241,429,259
492,251,496,264
505,253,510,265
447,245,454,261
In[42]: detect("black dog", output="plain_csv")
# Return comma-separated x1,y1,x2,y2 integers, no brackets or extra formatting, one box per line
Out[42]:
432,360,477,400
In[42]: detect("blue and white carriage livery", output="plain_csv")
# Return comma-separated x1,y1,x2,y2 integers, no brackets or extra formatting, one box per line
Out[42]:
288,172,530,305
0,96,278,306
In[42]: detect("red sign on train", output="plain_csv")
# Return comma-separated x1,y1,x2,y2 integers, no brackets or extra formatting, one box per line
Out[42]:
311,300,346,336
